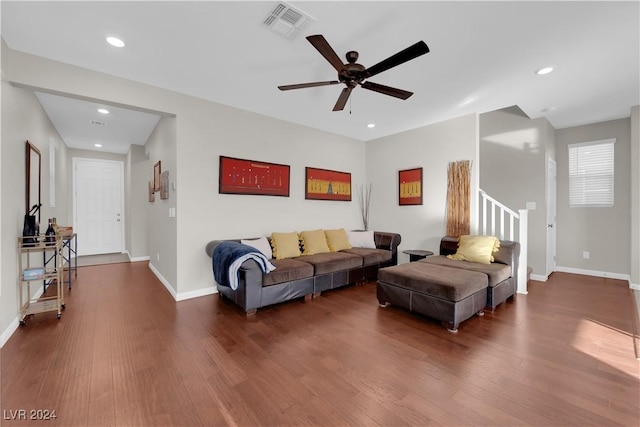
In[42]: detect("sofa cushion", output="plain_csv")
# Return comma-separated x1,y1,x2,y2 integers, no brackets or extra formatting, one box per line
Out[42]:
447,235,500,264
297,252,362,275
419,255,511,287
300,229,331,255
263,258,314,286
270,232,302,259
341,247,391,266
325,228,352,252
347,230,376,248
241,236,273,259
378,262,487,302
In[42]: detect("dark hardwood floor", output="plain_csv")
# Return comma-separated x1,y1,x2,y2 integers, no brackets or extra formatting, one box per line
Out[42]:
1,262,639,426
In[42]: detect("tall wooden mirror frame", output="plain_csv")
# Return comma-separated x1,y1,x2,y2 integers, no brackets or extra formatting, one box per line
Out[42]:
25,140,41,224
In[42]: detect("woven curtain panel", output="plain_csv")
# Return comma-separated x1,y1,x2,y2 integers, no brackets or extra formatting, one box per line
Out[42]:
446,160,471,237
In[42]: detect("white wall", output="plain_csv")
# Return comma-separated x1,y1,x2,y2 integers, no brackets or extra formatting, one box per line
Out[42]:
555,118,631,276
367,113,479,263
479,106,555,278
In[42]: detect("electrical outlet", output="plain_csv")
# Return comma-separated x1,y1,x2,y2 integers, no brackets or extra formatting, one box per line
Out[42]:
582,251,590,259
157,253,160,262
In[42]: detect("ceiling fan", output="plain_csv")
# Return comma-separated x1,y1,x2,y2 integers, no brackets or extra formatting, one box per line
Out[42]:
278,34,430,111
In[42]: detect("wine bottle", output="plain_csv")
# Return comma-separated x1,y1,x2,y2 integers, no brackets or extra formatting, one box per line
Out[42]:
45,218,56,245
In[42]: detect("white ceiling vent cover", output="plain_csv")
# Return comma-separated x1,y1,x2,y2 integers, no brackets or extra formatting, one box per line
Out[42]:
263,2,315,39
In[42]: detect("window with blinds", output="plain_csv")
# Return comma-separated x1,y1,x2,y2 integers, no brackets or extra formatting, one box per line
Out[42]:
568,138,615,207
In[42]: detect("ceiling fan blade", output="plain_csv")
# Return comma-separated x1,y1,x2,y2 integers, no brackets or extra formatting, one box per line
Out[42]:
306,35,345,73
278,81,341,91
364,41,430,78
333,87,353,111
361,81,413,100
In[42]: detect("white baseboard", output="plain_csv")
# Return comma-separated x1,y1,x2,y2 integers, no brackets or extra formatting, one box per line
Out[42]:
124,250,150,263
530,274,548,282
148,262,177,299
0,286,44,348
630,282,640,291
555,266,631,282
1,318,20,348
147,262,217,301
176,286,217,302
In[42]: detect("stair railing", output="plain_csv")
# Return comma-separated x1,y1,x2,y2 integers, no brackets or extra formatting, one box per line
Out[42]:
479,189,528,294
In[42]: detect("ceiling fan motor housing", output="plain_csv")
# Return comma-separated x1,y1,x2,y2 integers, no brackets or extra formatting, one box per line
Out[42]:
339,56,366,87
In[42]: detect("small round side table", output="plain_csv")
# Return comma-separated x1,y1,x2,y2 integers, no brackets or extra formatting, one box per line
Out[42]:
402,249,434,262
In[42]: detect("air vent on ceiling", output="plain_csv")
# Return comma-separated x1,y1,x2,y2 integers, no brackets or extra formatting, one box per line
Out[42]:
262,2,314,39
90,120,106,126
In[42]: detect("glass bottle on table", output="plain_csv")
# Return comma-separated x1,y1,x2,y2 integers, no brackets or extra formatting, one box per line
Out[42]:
45,218,56,245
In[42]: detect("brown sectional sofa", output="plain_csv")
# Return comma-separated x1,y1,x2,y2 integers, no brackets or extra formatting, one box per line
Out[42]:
206,231,401,315
377,236,520,332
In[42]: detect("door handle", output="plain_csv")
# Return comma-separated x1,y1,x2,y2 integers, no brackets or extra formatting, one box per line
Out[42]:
548,224,553,228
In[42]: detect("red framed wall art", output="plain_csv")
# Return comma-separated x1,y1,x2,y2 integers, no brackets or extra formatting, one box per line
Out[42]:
305,167,351,201
399,167,423,205
219,156,290,197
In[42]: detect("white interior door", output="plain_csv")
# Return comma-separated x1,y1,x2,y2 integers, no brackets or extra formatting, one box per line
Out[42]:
73,158,124,255
546,158,557,276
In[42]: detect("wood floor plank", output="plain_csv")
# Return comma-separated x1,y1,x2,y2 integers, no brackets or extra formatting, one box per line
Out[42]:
1,263,638,426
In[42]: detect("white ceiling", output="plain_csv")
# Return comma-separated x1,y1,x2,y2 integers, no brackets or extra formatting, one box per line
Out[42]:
2,1,639,153
34,92,161,154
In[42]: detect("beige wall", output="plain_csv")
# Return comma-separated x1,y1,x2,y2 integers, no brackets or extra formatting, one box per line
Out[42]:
479,106,555,278
631,106,639,288
367,113,479,262
555,118,631,276
144,116,177,292
0,51,67,344
4,47,366,303
126,144,150,260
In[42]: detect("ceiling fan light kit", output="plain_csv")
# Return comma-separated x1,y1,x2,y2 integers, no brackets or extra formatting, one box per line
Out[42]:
278,34,430,111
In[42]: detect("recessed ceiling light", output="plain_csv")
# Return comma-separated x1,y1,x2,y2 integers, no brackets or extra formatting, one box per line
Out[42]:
367,123,376,128
106,36,125,47
535,66,554,75
97,108,109,114
94,143,102,148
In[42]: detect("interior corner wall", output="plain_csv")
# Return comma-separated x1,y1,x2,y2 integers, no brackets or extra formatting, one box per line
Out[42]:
127,144,149,260
479,106,553,277
0,73,67,344
630,105,639,287
144,116,177,291
555,118,631,276
366,113,479,263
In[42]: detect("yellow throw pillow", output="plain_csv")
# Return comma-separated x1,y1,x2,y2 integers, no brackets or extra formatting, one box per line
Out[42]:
270,232,301,260
447,235,500,264
300,229,331,255
324,228,352,252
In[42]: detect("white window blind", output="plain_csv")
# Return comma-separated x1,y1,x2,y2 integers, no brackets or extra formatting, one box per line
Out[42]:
568,138,615,207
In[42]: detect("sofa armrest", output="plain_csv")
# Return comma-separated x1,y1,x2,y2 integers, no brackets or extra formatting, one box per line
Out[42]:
205,239,264,312
374,231,402,265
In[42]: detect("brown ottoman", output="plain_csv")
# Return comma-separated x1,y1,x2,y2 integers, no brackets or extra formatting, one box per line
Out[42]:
377,262,488,332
